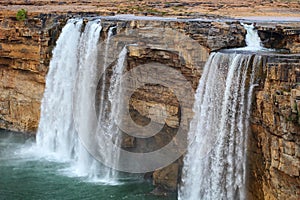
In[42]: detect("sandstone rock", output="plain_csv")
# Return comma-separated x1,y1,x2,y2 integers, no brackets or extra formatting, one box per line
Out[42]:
279,153,299,177
282,140,295,156
0,13,64,132
250,54,300,199
257,23,300,54
150,186,168,196
152,162,179,191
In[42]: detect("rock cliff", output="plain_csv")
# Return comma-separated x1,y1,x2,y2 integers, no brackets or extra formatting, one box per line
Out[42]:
0,13,64,133
0,11,300,199
249,54,300,200
257,22,300,53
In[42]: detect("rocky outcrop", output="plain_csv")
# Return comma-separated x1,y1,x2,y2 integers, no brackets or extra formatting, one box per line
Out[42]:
257,22,300,53
0,14,62,132
249,54,300,200
95,18,248,192
82,19,300,195
0,14,247,131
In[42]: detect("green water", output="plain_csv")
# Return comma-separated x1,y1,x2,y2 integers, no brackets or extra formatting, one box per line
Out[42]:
0,130,176,200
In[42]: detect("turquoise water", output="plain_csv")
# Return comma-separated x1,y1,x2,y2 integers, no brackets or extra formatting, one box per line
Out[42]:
0,130,176,200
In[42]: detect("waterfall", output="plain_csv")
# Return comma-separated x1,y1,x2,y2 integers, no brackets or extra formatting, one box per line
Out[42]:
242,23,262,50
178,24,265,199
95,46,127,180
179,52,260,200
72,19,102,177
36,19,83,160
36,19,126,183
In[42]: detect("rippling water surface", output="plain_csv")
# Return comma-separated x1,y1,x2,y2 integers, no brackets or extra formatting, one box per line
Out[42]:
0,130,176,200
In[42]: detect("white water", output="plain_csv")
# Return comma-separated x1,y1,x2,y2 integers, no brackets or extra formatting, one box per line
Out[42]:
97,26,116,129
34,18,263,193
73,25,117,180
242,23,263,51
179,25,263,199
72,19,102,178
95,46,127,179
36,19,83,161
179,52,260,200
36,19,126,184
234,23,276,53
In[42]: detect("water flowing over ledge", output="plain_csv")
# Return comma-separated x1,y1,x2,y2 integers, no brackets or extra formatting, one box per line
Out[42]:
178,52,260,200
178,24,264,200
0,13,299,199
36,18,127,184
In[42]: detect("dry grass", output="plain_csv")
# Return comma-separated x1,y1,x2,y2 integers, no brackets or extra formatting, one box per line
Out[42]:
0,0,300,18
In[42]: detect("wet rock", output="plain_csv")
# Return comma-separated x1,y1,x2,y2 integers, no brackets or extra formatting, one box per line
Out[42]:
150,186,168,196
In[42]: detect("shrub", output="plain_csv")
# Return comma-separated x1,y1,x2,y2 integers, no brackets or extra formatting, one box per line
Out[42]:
16,9,27,21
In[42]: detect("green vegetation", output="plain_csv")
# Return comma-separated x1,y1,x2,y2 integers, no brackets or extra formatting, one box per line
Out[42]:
16,9,27,21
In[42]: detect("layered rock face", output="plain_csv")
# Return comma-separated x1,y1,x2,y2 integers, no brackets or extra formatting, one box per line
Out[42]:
0,14,246,132
1,12,300,198
96,18,245,191
257,22,300,54
0,14,64,133
249,54,300,200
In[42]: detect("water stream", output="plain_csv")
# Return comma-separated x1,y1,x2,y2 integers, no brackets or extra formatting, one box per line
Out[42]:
178,24,262,200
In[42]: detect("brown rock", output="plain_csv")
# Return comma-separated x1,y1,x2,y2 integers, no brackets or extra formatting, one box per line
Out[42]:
153,163,179,191
250,54,300,199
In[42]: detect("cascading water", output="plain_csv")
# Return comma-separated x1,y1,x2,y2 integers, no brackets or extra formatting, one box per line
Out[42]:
95,46,128,180
242,23,262,50
179,52,260,200
179,24,263,200
36,19,83,161
72,19,102,178
36,19,126,183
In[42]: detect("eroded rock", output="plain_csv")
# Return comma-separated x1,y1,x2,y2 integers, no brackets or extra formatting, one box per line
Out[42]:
250,54,300,200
